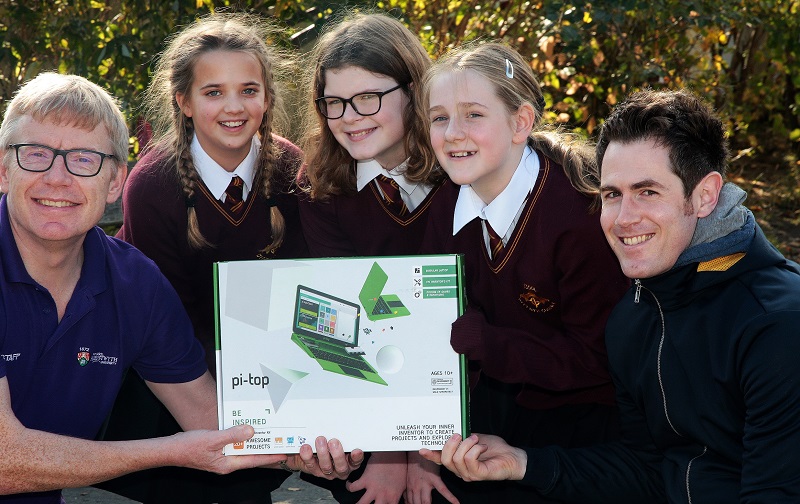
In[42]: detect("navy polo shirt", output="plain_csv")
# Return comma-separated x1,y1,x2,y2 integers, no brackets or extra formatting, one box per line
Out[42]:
0,196,206,504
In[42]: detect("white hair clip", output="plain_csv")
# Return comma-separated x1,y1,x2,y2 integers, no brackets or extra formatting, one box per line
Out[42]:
505,58,514,79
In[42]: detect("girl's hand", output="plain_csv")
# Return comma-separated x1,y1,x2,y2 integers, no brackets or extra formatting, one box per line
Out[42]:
346,450,408,504
405,451,459,504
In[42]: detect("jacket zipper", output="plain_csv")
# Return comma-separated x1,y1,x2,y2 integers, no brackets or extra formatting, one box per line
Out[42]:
635,279,708,503
685,447,708,504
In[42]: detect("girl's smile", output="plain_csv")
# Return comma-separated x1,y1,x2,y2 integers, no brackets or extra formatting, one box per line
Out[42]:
428,69,531,204
324,66,409,170
176,50,268,172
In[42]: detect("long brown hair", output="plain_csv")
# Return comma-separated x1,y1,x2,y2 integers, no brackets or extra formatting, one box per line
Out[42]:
300,11,444,200
143,12,290,252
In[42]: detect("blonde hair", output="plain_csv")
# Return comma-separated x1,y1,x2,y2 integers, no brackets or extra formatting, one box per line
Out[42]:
300,11,443,200
0,72,128,175
419,42,599,203
143,12,291,252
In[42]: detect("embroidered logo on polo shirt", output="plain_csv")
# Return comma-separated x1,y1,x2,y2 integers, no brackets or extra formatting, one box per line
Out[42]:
77,351,91,367
76,347,119,367
519,283,555,313
1,353,20,362
91,353,119,365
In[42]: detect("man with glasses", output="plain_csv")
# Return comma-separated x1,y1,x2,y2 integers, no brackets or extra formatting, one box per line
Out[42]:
0,73,361,503
8,144,115,177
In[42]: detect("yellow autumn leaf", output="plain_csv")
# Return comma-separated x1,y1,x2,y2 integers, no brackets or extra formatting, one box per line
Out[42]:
566,81,580,96
593,51,605,67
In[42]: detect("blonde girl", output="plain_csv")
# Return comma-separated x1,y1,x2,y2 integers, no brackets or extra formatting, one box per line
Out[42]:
418,42,629,504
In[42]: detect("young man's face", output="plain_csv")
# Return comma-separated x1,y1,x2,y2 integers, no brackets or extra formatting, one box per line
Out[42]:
599,139,708,279
0,115,126,250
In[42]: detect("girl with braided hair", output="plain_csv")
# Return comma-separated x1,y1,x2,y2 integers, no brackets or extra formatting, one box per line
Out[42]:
119,11,307,369
100,12,308,504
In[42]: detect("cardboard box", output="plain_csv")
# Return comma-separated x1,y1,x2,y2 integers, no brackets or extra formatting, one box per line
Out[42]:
215,255,469,454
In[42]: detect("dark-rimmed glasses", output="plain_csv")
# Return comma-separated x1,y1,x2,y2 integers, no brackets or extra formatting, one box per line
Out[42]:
8,143,116,177
315,84,405,120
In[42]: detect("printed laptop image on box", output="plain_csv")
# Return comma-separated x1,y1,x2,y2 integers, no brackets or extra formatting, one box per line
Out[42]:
215,255,468,455
290,285,386,385
359,261,411,321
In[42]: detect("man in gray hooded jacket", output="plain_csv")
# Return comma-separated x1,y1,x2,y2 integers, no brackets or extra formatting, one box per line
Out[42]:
422,89,800,503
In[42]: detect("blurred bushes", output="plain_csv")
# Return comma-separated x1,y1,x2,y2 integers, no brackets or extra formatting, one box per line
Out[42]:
1,0,798,165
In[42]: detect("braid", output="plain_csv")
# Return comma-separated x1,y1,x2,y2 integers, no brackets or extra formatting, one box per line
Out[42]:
147,13,293,253
258,107,285,256
176,118,212,249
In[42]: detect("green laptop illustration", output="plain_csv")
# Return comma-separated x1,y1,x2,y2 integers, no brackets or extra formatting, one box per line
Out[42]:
290,285,387,386
359,262,411,321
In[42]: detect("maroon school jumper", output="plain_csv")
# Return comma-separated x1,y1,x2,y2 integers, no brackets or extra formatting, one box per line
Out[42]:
421,150,629,410
117,135,308,372
101,136,306,503
299,175,446,257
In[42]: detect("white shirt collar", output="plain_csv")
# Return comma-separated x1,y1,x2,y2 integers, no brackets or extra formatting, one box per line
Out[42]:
356,159,418,195
453,145,540,236
191,135,260,201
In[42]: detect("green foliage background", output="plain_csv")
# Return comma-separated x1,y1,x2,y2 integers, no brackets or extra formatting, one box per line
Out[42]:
1,0,798,166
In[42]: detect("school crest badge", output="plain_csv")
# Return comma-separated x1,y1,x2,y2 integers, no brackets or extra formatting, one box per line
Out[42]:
518,284,555,313
77,351,90,367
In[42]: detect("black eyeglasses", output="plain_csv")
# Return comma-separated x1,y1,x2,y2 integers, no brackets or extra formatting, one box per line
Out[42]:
8,143,116,177
315,84,405,120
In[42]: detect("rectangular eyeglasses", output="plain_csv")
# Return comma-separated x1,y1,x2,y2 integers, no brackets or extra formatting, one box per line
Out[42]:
8,143,115,177
315,84,404,120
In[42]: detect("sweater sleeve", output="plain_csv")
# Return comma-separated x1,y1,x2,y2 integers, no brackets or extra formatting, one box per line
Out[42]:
116,155,196,307
520,380,665,503
451,213,629,392
739,313,800,501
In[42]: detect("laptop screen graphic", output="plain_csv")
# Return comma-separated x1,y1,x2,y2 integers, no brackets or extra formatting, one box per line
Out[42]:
294,286,359,345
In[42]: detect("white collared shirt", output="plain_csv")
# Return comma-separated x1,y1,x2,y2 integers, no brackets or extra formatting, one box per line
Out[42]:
452,146,540,254
356,159,432,212
191,135,260,203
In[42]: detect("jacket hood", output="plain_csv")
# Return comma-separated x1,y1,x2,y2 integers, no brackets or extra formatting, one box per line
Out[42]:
683,183,748,256
639,183,790,305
